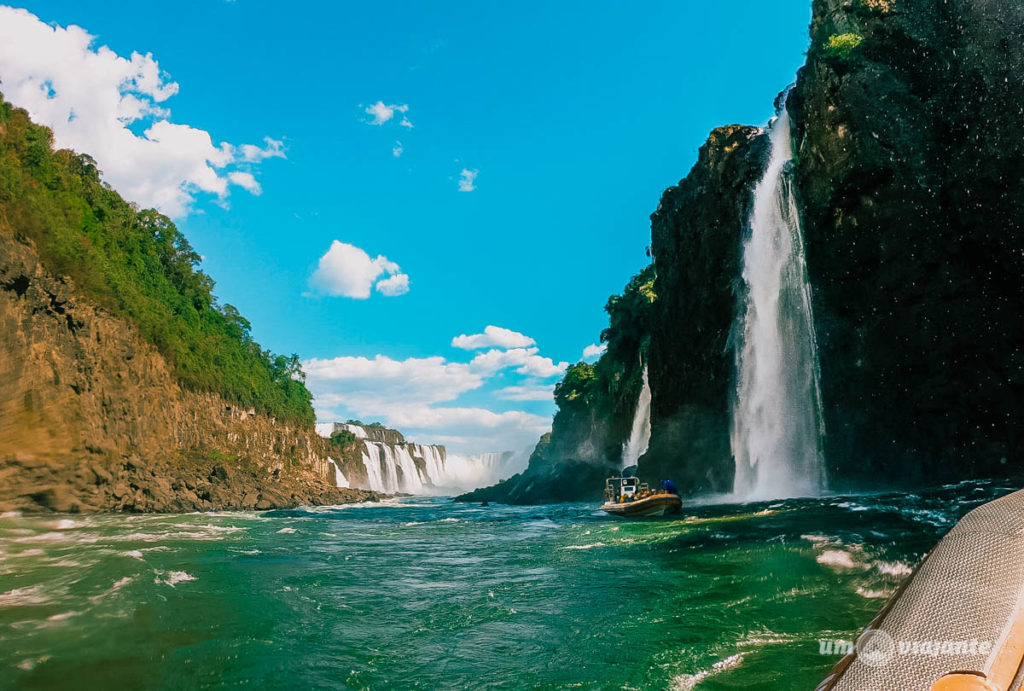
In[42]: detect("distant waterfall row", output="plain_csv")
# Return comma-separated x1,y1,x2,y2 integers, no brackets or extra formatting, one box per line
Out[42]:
316,423,527,494
361,441,447,494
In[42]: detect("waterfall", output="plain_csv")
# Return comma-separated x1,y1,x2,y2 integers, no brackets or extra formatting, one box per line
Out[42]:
361,441,387,493
327,457,349,488
392,445,424,493
442,451,526,490
621,365,652,470
416,445,446,486
730,103,826,500
320,421,528,494
341,423,368,439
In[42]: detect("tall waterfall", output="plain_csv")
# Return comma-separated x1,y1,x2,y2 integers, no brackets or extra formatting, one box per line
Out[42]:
731,104,826,500
621,365,652,469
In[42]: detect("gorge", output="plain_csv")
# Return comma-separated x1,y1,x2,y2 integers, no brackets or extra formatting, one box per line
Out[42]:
0,0,1020,513
0,1,1022,688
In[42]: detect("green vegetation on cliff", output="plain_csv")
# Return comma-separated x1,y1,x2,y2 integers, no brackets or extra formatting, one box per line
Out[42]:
553,263,657,444
0,95,314,424
822,33,864,61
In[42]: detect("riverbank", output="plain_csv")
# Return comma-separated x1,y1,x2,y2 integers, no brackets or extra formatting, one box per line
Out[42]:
2,478,1017,688
0,452,381,514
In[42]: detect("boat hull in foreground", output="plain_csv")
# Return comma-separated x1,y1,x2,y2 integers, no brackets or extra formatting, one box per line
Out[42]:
600,493,682,518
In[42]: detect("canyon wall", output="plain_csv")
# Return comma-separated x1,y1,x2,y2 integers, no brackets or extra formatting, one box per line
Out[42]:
0,232,376,512
466,0,1023,503
789,0,1023,485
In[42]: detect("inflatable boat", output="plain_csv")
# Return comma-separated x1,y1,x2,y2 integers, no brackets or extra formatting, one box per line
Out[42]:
817,488,1024,691
601,476,682,517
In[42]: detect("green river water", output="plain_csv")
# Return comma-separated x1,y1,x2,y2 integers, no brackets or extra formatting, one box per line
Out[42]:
1,479,1017,690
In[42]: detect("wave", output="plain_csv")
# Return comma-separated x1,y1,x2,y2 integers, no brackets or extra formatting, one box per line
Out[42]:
0,585,50,606
671,653,744,690
89,576,134,603
856,587,891,599
562,542,607,551
874,560,912,577
154,571,196,587
817,549,860,570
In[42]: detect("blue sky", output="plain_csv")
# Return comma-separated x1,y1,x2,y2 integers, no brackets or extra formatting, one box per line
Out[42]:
1,1,812,453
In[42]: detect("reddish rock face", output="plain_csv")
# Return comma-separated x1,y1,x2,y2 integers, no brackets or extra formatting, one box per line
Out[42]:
0,233,378,513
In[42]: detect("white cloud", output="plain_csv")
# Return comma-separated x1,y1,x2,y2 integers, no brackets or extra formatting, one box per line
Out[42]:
228,171,261,195
310,240,409,299
364,100,410,126
582,343,607,360
496,383,556,402
304,354,482,408
452,325,535,350
469,348,568,378
375,272,410,296
399,117,413,129
0,6,285,217
458,168,478,192
392,140,403,157
516,355,570,378
303,335,568,454
239,137,285,162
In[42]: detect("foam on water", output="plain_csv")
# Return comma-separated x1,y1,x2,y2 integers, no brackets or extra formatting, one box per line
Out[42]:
0,480,1012,689
154,571,196,587
671,654,745,691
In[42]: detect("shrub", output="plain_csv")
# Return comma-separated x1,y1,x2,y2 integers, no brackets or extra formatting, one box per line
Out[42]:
554,363,597,406
823,33,865,61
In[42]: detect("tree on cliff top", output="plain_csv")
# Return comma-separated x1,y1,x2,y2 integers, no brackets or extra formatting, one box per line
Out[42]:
0,94,314,424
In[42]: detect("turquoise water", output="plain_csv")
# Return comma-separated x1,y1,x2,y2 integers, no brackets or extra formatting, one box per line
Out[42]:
0,480,1017,690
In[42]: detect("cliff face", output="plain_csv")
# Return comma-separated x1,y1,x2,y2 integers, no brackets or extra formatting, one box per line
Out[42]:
0,215,376,513
644,126,768,493
789,0,1024,485
458,268,656,504
468,0,1022,504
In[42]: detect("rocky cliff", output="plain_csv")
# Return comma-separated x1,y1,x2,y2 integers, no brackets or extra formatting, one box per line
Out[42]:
0,232,377,512
788,0,1023,485
458,267,656,504
0,97,378,513
644,126,769,493
465,0,1023,503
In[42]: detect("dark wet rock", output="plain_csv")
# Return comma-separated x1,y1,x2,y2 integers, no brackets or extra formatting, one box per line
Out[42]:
644,125,769,494
789,0,1024,486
